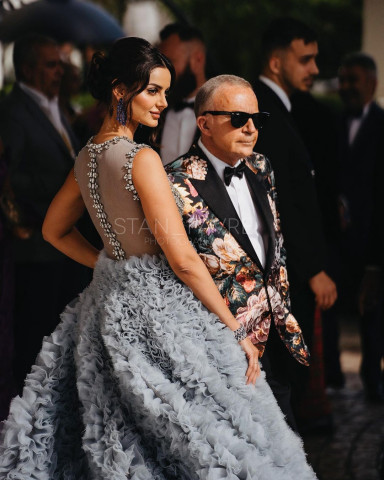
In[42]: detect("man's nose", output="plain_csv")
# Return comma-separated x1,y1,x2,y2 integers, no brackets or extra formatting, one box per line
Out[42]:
311,60,319,76
245,117,257,133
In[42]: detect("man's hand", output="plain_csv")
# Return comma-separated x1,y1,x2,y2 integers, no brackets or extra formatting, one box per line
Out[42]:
309,270,337,310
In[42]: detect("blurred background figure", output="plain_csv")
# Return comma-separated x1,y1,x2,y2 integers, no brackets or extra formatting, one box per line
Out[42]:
291,88,344,393
157,22,207,164
0,34,92,399
0,137,16,420
59,60,82,126
337,52,384,402
253,17,337,431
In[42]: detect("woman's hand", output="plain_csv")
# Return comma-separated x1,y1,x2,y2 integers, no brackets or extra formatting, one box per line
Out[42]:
239,337,260,385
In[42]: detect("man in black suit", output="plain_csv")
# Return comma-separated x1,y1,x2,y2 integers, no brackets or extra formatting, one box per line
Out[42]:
253,18,337,404
167,74,312,429
0,35,90,392
157,23,207,165
338,52,384,401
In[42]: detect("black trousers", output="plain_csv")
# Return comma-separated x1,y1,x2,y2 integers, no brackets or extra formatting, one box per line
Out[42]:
260,321,301,432
287,281,315,403
12,259,92,393
360,300,384,396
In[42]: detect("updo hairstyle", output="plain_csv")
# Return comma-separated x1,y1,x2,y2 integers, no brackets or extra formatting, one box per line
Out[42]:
87,37,175,124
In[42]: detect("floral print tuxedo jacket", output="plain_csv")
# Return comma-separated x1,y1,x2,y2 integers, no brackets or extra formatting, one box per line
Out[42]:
166,144,310,366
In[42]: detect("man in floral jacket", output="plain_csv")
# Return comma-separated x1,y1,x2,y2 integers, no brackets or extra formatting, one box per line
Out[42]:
167,74,310,428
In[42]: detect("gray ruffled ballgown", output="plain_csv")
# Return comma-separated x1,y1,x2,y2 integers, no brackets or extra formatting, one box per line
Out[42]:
0,137,317,479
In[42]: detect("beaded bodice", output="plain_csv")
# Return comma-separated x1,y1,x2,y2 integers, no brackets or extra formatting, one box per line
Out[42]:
75,136,183,261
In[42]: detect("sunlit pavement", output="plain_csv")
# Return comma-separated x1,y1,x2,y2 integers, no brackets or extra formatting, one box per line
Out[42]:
303,318,384,480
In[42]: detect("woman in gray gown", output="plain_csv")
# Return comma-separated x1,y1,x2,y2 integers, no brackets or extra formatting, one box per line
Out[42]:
0,37,316,480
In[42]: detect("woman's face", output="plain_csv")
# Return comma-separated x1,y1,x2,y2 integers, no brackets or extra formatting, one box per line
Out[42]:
130,67,171,127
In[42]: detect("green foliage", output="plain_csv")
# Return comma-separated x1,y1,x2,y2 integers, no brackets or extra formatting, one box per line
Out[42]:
166,0,362,81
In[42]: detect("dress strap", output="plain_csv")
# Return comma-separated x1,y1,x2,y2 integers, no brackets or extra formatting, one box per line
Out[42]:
167,180,185,215
86,137,138,260
123,144,185,215
123,143,150,201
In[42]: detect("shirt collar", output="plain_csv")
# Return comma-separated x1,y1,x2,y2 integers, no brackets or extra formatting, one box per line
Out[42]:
198,138,241,183
18,81,59,110
259,75,292,112
362,102,371,118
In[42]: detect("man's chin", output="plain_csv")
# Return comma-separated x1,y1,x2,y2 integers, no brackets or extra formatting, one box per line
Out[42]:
299,83,313,92
235,145,255,158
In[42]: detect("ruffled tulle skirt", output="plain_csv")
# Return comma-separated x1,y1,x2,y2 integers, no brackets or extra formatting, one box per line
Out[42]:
0,252,316,479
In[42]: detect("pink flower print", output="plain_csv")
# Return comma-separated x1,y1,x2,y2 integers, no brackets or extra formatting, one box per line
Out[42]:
184,178,199,197
285,314,302,334
186,157,207,180
267,193,280,232
212,234,246,275
199,253,220,275
236,271,256,293
235,286,285,338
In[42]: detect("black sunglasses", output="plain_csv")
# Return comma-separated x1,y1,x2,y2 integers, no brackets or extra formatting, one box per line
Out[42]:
202,111,270,129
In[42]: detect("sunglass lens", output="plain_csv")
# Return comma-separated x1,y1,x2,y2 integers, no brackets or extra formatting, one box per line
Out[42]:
230,112,248,128
253,112,270,129
230,112,270,129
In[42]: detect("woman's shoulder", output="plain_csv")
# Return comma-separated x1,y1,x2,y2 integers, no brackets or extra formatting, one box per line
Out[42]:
86,135,149,153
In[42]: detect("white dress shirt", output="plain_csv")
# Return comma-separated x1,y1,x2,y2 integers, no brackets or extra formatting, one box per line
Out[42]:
161,97,196,165
198,139,267,267
348,102,371,146
259,75,292,112
19,82,75,158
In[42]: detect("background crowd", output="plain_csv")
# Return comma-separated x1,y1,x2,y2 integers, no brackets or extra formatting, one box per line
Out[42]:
0,1,383,476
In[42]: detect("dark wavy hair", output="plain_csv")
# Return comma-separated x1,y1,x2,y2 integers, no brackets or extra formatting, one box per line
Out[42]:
260,17,317,69
87,37,175,141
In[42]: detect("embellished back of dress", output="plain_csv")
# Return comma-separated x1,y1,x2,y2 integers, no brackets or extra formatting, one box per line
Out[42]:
75,137,162,260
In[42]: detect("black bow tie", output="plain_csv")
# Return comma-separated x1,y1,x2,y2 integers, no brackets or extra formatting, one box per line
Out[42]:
173,100,195,112
224,161,246,186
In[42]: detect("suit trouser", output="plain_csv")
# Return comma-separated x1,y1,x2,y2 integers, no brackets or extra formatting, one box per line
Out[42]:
288,281,314,403
12,259,92,394
260,321,300,432
360,300,384,396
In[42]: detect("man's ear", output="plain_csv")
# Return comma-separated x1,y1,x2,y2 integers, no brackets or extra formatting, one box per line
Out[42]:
196,115,210,136
268,54,282,75
22,65,33,84
190,49,206,75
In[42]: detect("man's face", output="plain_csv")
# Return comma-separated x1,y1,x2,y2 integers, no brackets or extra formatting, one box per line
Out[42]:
199,85,259,166
279,39,319,95
159,33,196,101
25,45,63,99
159,33,189,78
338,65,376,112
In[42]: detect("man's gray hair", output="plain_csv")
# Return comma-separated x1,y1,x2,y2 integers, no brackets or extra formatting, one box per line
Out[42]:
194,74,252,117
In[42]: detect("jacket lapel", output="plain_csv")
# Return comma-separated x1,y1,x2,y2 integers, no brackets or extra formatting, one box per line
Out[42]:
244,166,276,275
188,145,264,271
351,103,377,152
15,85,75,159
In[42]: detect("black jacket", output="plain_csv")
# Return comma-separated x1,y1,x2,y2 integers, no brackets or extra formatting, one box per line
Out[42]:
253,80,327,285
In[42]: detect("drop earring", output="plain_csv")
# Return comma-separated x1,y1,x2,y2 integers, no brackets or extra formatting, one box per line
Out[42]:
116,98,127,126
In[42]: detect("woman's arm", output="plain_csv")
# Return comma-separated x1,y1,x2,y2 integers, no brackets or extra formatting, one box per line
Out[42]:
133,149,260,384
42,169,100,268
